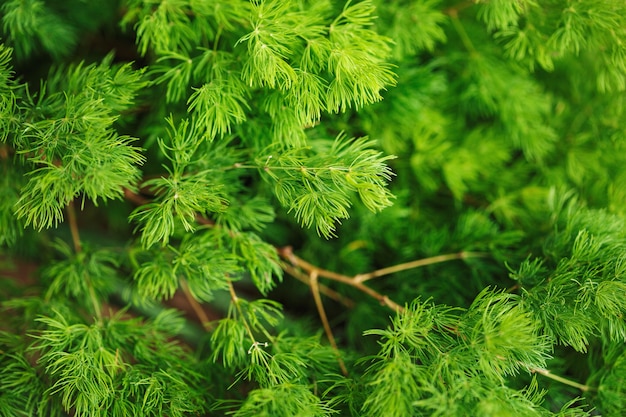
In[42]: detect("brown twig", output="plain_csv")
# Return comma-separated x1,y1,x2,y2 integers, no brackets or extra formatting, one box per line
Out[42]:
280,262,355,308
278,246,405,313
531,367,593,392
278,247,350,283
123,187,149,206
309,270,349,376
66,200,83,253
66,200,101,320
0,144,10,160
353,251,488,283
180,279,214,330
277,247,488,310
194,213,215,226
444,0,475,17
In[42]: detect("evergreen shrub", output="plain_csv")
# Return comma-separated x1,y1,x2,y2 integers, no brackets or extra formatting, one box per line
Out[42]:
2,0,626,415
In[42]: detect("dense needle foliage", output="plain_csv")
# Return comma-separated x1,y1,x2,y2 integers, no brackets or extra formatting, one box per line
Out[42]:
2,0,626,416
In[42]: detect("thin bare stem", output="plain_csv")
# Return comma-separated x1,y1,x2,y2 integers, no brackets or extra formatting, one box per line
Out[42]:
66,200,101,320
0,144,10,160
124,187,149,205
279,247,351,283
228,279,239,303
354,251,488,283
309,270,349,376
180,279,213,331
278,247,489,312
278,247,405,313
213,24,223,51
444,0,475,16
66,200,82,253
349,281,405,313
531,367,593,392
448,10,477,54
281,262,355,308
194,213,215,226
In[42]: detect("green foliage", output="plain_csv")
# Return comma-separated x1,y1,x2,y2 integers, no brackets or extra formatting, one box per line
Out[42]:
258,134,395,238
356,293,552,416
1,0,76,59
1,307,211,417
9,55,146,230
516,195,626,351
2,0,626,416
